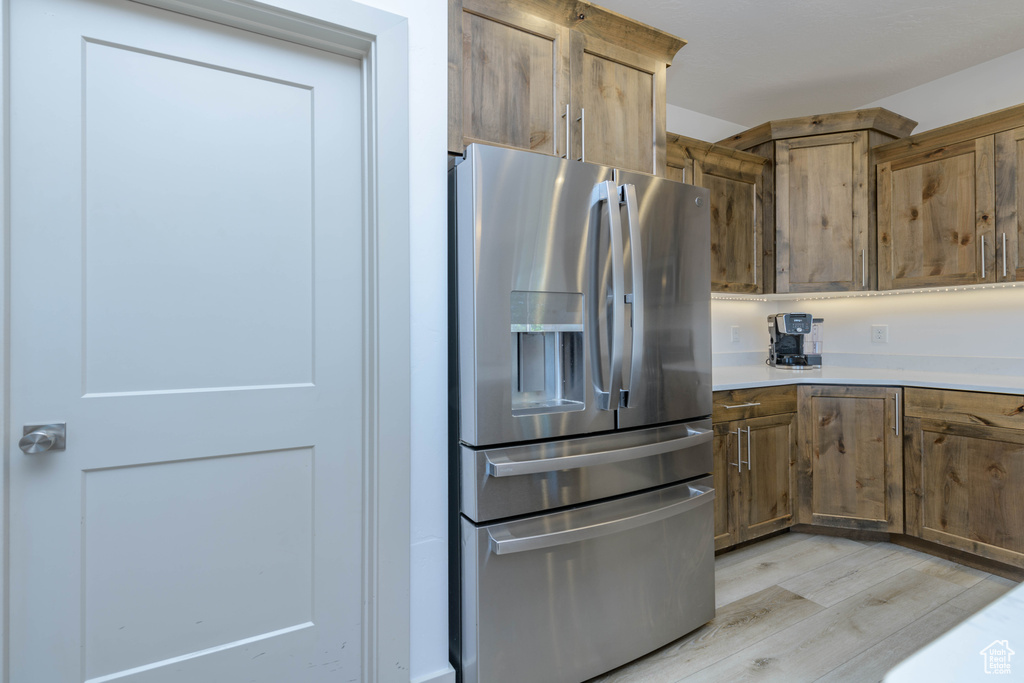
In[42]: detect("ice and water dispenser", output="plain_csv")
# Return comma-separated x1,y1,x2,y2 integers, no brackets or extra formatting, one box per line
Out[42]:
510,291,585,416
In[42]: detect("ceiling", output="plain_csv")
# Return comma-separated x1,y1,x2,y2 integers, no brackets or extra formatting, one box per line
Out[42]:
593,0,1024,127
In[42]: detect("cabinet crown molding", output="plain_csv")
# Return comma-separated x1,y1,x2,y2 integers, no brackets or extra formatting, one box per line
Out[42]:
715,108,918,150
462,0,687,65
874,101,1024,164
666,132,769,178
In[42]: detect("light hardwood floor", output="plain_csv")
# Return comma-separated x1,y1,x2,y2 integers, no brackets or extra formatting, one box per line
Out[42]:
589,532,1019,682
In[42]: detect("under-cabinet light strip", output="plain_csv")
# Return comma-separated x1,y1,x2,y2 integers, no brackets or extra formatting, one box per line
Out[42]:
712,281,1024,303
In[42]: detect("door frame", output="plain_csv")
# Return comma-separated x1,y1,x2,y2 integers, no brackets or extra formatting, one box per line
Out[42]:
0,0,412,681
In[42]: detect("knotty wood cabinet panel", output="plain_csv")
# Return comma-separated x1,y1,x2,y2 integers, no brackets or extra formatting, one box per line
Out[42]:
995,125,1024,281
905,416,1024,569
713,388,796,550
570,32,662,174
449,0,685,175
877,138,996,289
667,134,768,293
797,386,903,532
451,0,569,157
777,132,869,292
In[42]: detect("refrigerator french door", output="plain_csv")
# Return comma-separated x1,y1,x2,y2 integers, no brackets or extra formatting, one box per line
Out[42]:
451,144,714,683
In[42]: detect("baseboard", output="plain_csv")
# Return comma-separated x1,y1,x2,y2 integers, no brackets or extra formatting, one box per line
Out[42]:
412,666,456,683
789,523,891,544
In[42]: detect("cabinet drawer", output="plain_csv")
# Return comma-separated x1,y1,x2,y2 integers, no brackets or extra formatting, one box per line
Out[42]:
904,387,1024,431
713,385,797,423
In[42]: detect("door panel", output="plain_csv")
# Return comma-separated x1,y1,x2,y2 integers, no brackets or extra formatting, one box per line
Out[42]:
742,413,797,540
10,1,363,680
454,144,616,446
614,171,712,429
712,423,739,549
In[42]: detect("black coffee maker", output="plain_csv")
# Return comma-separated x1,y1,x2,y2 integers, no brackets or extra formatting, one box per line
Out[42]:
768,313,822,368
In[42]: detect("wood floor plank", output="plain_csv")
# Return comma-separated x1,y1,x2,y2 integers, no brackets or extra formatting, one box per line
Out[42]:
714,532,814,571
677,569,970,682
588,586,823,683
778,543,927,607
817,576,1018,681
911,555,988,587
714,535,868,608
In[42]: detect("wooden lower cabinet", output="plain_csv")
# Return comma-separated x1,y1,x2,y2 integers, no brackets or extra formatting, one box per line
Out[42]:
797,385,903,532
713,412,797,549
904,388,1024,569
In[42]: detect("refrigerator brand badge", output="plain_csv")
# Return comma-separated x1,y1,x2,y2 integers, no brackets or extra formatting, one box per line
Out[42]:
980,639,1014,675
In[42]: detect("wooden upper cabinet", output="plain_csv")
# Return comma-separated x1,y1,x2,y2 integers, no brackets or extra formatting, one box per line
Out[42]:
776,131,869,292
874,102,1024,289
717,108,917,293
796,385,903,533
570,32,664,174
449,0,685,175
996,124,1024,281
876,138,996,289
667,134,768,292
451,0,569,157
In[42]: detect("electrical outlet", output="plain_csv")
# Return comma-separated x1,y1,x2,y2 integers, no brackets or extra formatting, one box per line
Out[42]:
871,324,889,343
731,325,740,343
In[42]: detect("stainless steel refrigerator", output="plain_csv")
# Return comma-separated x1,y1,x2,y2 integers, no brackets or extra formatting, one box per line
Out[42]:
449,143,715,683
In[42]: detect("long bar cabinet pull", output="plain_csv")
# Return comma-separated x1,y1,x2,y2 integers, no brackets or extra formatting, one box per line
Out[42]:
981,235,986,279
861,249,867,287
893,392,900,436
577,108,586,162
722,402,760,409
746,427,752,472
562,104,570,159
731,428,742,469
1003,232,1008,277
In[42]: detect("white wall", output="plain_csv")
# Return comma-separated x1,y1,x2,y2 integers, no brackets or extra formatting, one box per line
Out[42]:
667,103,745,142
864,46,1024,133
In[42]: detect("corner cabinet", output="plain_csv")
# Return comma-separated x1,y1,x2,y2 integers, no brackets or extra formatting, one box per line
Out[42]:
667,134,769,293
904,388,1024,569
796,385,903,532
717,109,917,292
874,102,1024,289
448,0,685,176
712,387,797,549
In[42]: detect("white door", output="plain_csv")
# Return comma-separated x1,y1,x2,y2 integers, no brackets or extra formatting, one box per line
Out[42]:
9,0,365,681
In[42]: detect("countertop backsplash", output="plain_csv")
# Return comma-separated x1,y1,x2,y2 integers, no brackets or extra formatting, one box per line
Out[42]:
711,287,1024,380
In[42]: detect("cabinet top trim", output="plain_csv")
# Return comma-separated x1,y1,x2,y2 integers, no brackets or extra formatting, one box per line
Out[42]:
667,132,769,176
873,101,1024,164
714,108,918,150
462,0,687,65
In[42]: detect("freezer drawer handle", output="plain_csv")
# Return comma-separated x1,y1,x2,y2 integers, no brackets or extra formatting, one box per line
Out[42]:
487,484,714,555
484,427,712,477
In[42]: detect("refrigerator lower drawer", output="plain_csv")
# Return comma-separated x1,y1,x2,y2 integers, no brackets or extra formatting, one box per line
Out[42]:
460,477,715,683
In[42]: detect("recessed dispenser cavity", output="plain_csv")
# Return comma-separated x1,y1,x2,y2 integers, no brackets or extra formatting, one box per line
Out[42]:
510,291,585,416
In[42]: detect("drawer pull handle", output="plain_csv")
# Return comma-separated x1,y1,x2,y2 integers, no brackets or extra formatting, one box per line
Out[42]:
721,402,761,409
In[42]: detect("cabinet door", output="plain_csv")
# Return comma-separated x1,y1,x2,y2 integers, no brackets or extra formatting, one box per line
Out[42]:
569,32,665,175
449,0,570,157
712,423,741,550
776,132,869,292
905,417,1024,569
877,137,996,289
797,386,903,531
995,126,1024,281
694,156,764,293
739,413,797,542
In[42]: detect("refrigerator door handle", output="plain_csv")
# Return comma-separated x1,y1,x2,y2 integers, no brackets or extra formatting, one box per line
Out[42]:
487,484,715,555
619,183,644,408
484,426,712,477
592,180,624,411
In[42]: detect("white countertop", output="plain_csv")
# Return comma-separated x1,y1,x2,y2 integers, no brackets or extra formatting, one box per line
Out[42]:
885,579,1024,681
712,364,1024,395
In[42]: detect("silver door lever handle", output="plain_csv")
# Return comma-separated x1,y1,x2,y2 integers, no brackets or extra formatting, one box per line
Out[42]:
19,423,66,454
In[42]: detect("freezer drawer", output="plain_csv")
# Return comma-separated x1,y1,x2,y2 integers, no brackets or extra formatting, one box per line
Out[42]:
460,477,716,683
461,418,712,523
